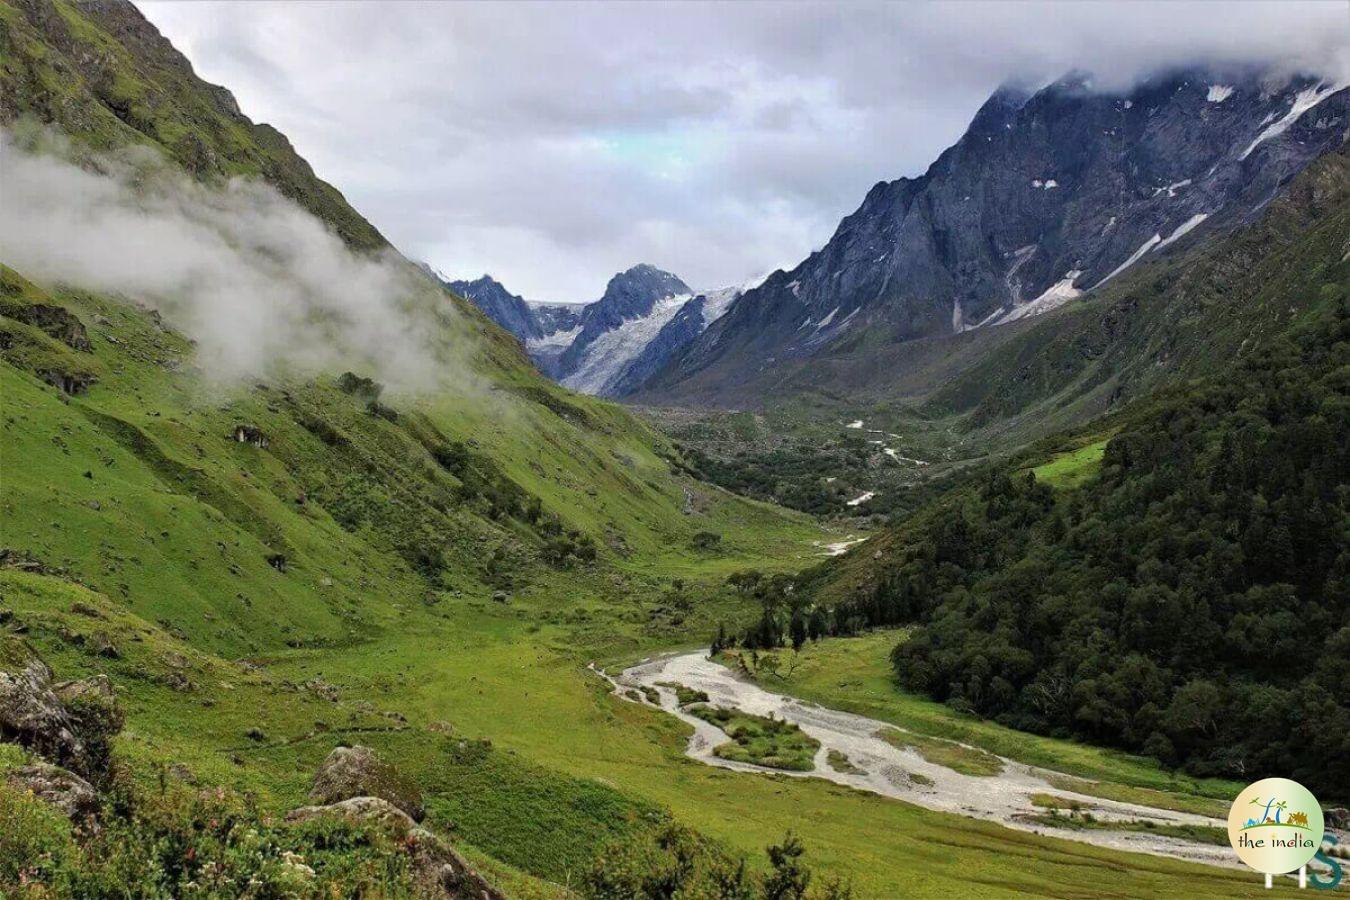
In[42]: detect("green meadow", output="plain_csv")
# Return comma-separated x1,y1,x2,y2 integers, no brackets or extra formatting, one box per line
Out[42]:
0,277,1277,896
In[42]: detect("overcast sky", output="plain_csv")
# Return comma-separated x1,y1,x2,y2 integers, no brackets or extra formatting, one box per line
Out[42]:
136,1,1347,304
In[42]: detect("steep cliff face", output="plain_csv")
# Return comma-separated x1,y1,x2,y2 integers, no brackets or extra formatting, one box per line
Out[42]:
641,68,1349,406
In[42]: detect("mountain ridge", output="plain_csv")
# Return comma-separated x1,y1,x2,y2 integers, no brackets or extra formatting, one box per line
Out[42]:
443,262,752,398
637,66,1350,408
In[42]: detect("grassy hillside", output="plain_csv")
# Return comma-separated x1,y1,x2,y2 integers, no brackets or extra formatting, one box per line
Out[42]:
0,0,384,251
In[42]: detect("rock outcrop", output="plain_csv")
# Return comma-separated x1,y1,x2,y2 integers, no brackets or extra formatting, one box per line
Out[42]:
6,762,100,823
287,797,502,899
309,744,425,822
0,660,88,773
287,795,416,832
0,303,93,351
292,747,502,899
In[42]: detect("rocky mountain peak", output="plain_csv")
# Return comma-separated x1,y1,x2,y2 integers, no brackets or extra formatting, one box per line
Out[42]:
443,272,543,342
592,265,691,322
635,64,1350,406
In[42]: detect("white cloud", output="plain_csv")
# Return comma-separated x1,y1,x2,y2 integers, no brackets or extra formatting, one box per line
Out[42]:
0,131,458,391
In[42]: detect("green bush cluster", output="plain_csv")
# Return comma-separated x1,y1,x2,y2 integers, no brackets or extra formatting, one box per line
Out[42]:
0,781,416,898
686,706,820,772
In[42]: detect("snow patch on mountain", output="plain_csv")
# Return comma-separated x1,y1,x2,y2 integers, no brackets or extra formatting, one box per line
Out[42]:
1207,85,1235,103
561,293,692,394
1240,81,1345,160
527,324,582,352
989,271,1084,326
534,274,753,397
1094,234,1163,289
1154,179,1192,197
1155,213,1210,250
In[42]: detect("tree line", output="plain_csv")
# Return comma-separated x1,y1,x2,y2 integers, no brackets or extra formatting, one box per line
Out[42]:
717,301,1350,798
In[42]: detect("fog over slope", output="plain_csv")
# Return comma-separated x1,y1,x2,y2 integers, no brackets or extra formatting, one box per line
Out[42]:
0,131,454,390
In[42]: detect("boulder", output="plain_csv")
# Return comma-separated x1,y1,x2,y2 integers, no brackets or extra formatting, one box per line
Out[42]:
6,762,99,823
54,674,116,706
1327,807,1349,831
406,825,506,900
286,795,415,835
54,675,124,782
309,745,424,822
0,661,87,772
285,798,503,899
230,424,268,448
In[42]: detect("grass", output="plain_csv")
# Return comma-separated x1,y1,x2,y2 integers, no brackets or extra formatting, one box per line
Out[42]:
686,705,820,772
737,631,1242,805
875,728,1004,777
1030,438,1108,488
1023,809,1230,847
826,749,863,775
1031,793,1088,810
1041,775,1230,819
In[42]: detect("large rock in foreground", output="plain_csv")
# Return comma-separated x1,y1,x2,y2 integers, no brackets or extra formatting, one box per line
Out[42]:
287,795,416,833
6,761,100,823
0,661,87,773
309,744,424,822
287,797,504,899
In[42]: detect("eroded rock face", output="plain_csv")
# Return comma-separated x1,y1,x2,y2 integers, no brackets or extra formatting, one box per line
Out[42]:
7,762,99,823
0,661,87,773
0,663,123,784
0,303,93,352
309,745,424,822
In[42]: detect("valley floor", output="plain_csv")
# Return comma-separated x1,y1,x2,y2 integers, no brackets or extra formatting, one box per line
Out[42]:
254,608,1281,898
606,646,1235,867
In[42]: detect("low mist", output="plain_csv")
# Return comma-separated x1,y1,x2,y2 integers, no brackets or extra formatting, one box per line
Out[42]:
0,129,457,391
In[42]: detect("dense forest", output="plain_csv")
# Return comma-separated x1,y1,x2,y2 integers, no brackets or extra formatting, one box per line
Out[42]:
724,298,1350,797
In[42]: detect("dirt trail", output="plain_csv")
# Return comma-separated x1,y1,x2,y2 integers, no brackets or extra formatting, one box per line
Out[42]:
596,651,1237,869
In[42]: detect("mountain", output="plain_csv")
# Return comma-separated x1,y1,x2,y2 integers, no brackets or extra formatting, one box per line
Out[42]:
439,263,765,398
605,284,743,397
639,68,1350,407
442,262,740,398
443,273,544,342
553,263,689,378
530,300,583,336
